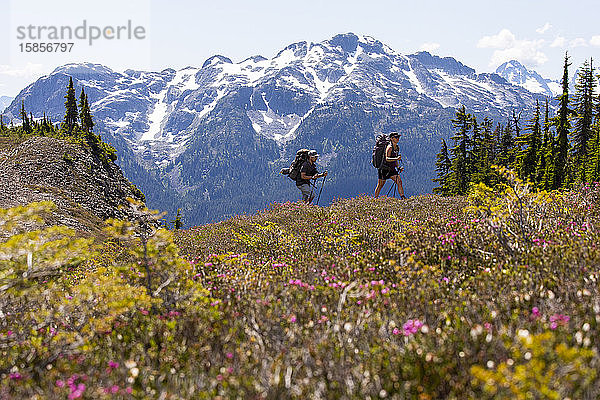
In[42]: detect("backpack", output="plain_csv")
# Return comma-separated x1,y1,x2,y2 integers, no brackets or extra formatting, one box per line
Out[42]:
281,149,310,181
372,134,389,168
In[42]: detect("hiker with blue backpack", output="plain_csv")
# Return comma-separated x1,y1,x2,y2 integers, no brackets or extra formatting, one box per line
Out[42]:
372,132,406,199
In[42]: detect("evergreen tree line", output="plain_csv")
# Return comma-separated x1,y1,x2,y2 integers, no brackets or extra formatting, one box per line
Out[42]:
434,54,600,195
0,77,116,163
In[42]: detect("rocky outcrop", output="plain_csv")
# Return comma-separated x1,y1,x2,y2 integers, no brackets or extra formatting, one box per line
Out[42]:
0,136,146,234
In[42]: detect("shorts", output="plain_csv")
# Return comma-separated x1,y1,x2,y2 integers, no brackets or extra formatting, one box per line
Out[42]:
297,183,314,201
378,167,398,180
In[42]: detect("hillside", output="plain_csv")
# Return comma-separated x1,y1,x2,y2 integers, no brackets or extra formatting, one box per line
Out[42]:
2,171,600,398
0,136,145,235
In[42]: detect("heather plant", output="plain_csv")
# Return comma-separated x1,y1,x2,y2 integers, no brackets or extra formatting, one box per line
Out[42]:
2,182,600,398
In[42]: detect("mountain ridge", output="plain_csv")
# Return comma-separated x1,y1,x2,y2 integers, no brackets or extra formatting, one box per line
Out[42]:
3,32,554,224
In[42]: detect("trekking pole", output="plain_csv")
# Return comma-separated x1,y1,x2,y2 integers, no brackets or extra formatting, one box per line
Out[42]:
386,180,394,197
316,174,327,205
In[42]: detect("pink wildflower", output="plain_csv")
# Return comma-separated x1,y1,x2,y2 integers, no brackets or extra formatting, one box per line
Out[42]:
402,319,424,336
9,372,22,380
549,314,570,329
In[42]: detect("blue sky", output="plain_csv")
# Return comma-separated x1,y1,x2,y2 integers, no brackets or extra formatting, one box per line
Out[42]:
1,0,598,97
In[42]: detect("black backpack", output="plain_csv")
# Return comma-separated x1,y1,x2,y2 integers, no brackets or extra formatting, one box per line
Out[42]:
281,149,310,181
372,134,389,168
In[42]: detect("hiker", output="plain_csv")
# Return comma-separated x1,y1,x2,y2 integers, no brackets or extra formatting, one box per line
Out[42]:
297,150,327,203
374,132,405,199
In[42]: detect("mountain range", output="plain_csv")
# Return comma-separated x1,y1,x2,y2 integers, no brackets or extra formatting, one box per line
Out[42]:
0,96,13,113
2,33,555,225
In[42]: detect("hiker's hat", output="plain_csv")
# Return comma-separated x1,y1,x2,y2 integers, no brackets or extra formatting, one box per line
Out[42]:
389,131,400,138
308,150,319,158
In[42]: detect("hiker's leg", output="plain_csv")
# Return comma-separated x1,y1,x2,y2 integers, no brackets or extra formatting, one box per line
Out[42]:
298,184,312,203
392,175,404,197
374,179,386,198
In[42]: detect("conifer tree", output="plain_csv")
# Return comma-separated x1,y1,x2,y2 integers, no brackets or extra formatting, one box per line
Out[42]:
554,52,573,189
433,138,452,195
497,117,515,167
480,117,496,185
171,209,184,230
572,58,596,181
79,88,94,133
588,119,600,181
468,115,488,184
20,101,32,135
448,106,471,195
587,90,600,181
63,77,78,134
536,100,553,188
516,101,541,182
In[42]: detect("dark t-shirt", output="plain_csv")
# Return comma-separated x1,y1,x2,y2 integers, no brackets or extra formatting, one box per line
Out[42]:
383,144,399,170
296,160,318,186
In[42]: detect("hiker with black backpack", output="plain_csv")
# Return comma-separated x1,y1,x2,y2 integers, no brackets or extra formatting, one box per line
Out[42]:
281,149,327,203
297,150,327,203
373,132,405,199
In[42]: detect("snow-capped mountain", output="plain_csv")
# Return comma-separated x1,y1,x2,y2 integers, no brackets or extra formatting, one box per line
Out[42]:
0,96,13,113
5,33,550,224
495,60,561,98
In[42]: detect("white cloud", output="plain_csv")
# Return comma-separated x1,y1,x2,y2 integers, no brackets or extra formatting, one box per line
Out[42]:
477,29,516,49
570,38,588,48
550,36,567,48
536,22,552,34
591,36,600,46
0,63,46,78
419,42,440,53
478,29,547,68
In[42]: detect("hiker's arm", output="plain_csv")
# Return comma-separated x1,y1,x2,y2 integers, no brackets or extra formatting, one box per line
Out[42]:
385,145,400,161
301,171,322,180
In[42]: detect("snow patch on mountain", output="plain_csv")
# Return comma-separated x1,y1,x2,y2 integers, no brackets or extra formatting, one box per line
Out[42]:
247,93,303,142
142,95,166,141
495,60,560,97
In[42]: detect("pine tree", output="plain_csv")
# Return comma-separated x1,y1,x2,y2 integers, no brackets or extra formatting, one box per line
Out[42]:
481,117,496,186
171,209,184,230
536,100,553,188
588,120,600,182
63,77,79,134
588,90,600,181
497,117,515,167
433,139,452,195
448,106,471,195
20,101,32,135
516,101,541,183
571,58,596,182
79,88,94,133
554,52,573,189
468,115,488,184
